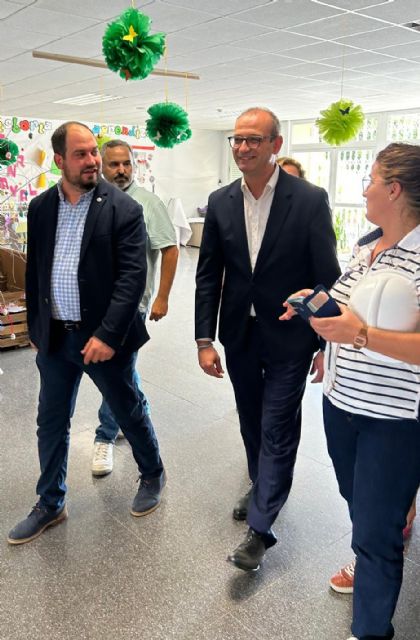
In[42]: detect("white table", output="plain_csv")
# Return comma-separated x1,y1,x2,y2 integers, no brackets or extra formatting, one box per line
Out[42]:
167,198,192,246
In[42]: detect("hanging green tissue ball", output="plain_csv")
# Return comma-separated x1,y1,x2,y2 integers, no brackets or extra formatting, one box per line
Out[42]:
103,7,166,80
146,102,192,148
0,139,19,167
96,134,112,150
316,99,364,146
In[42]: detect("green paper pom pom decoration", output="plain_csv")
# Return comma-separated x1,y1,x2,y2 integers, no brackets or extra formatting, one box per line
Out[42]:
146,102,192,148
316,99,364,146
96,134,112,150
0,139,19,167
103,7,166,80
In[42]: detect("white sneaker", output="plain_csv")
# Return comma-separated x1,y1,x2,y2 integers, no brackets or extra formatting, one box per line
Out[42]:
92,442,113,476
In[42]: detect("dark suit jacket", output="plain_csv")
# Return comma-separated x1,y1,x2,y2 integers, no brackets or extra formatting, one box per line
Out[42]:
195,169,341,360
26,179,149,354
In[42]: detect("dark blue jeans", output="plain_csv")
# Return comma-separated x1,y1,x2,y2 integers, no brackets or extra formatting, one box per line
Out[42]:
323,396,420,639
95,353,151,443
35,327,163,510
226,318,312,534
95,311,150,443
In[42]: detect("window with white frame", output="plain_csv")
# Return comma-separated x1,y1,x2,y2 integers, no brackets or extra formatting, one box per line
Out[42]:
226,109,420,256
288,111,420,257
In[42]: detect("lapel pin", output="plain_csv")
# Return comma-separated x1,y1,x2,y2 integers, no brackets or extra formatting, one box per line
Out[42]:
96,197,102,202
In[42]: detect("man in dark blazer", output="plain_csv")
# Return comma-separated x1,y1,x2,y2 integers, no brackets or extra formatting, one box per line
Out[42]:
195,107,340,571
8,122,165,545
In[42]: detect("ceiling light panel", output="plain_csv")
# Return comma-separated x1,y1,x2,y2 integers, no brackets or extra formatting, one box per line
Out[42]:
53,93,123,105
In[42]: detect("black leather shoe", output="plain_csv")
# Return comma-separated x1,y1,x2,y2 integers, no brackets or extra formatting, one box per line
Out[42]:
232,486,253,521
227,528,275,571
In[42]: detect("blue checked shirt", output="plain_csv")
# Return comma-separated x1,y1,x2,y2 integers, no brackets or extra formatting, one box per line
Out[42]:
50,182,95,320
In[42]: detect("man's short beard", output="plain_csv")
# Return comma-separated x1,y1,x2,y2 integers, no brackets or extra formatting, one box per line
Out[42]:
79,177,98,191
63,167,98,192
117,177,134,191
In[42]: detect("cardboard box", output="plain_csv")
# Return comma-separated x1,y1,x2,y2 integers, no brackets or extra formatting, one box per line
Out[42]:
0,249,29,348
0,247,26,292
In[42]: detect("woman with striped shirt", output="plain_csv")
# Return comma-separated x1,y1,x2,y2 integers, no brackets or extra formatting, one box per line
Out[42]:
282,143,420,640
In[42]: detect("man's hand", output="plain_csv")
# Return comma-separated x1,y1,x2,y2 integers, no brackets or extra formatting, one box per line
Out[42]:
279,288,314,320
309,350,324,383
198,345,224,378
149,295,168,321
81,336,115,365
150,245,178,321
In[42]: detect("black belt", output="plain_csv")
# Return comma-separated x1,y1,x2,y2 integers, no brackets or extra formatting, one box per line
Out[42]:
52,319,82,331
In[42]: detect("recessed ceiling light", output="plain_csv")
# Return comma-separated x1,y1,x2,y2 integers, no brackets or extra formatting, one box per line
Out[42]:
53,93,123,106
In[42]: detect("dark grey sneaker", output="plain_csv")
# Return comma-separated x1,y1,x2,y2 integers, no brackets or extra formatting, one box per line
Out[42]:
131,470,166,517
7,503,68,545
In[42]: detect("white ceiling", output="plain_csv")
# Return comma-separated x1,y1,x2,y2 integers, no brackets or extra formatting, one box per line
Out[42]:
1,0,420,130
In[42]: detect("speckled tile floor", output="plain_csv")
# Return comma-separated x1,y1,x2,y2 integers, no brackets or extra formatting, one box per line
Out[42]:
0,247,418,640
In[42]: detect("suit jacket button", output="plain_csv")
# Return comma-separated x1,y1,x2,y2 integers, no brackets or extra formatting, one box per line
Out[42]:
44,297,49,304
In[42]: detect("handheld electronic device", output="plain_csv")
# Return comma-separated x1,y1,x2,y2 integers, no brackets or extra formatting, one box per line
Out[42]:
287,285,341,322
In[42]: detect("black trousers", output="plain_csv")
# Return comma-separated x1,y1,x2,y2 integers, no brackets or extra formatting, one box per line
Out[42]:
225,319,312,533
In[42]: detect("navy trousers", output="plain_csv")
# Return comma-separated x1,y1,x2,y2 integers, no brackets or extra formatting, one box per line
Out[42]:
323,396,420,639
95,312,151,443
35,326,163,510
225,318,312,534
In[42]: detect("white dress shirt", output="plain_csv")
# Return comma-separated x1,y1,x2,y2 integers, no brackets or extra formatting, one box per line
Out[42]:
241,164,279,315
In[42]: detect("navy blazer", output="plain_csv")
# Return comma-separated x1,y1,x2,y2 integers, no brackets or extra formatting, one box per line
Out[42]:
25,179,149,354
195,169,341,360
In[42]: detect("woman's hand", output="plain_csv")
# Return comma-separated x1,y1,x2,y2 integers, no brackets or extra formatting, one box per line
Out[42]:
279,288,314,320
309,305,362,344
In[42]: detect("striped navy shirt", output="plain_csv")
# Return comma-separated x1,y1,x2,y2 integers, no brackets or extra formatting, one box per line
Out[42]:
50,182,95,321
324,225,420,421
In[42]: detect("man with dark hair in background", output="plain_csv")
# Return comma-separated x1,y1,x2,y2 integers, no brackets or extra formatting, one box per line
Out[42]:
91,139,178,476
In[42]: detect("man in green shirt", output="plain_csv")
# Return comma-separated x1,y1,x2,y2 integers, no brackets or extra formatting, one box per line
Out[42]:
92,140,178,481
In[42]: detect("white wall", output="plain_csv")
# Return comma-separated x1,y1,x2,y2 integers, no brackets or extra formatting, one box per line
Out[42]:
152,129,226,218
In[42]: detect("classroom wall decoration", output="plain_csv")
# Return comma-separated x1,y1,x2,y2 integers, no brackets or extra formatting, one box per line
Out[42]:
0,114,158,251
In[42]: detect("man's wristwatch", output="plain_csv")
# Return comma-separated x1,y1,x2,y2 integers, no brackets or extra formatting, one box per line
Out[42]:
353,325,368,350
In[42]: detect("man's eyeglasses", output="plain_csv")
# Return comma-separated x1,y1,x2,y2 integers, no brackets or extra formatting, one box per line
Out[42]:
228,135,275,149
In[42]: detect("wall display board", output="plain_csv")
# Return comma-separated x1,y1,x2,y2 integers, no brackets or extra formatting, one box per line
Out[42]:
0,115,158,251
0,114,223,251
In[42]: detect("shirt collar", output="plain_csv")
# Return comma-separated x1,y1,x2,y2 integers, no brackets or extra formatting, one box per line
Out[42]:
57,179,96,204
398,224,420,251
356,224,420,263
241,164,279,199
365,224,420,251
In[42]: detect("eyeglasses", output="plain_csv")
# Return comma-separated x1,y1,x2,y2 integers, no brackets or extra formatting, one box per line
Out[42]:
362,177,390,192
227,135,275,149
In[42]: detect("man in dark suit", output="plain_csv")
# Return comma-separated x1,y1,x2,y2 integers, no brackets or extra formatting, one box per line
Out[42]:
8,122,165,545
195,107,340,570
